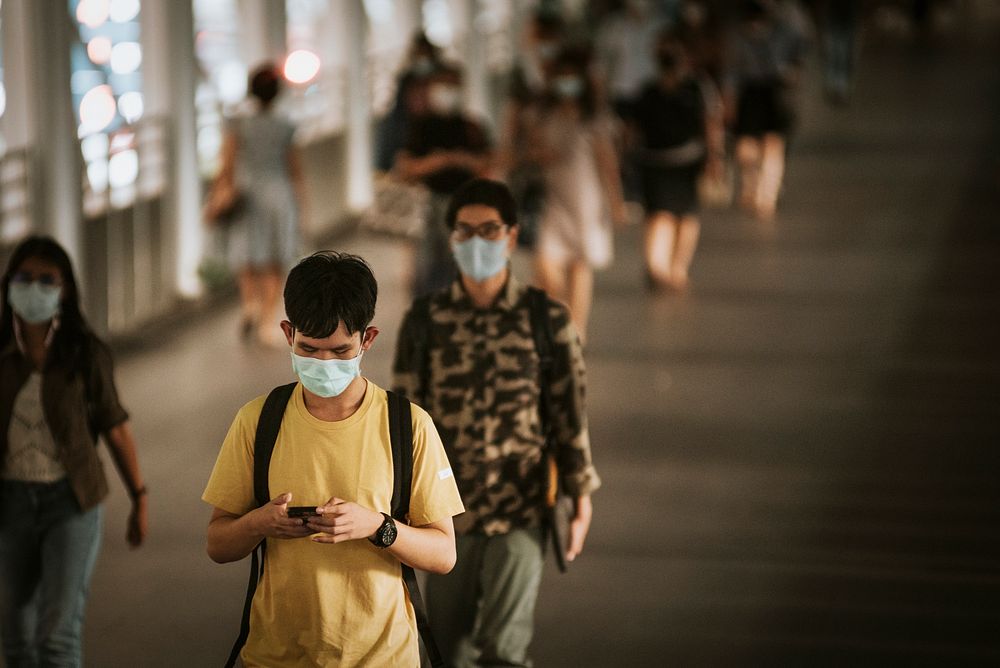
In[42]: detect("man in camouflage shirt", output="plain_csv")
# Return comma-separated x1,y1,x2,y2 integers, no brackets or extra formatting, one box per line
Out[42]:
392,179,600,667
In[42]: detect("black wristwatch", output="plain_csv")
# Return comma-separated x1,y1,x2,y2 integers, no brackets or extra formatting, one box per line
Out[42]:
368,513,398,548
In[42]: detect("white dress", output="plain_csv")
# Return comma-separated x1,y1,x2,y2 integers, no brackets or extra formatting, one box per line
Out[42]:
536,111,615,269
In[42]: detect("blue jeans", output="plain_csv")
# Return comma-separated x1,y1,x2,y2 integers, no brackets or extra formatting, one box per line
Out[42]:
0,479,103,668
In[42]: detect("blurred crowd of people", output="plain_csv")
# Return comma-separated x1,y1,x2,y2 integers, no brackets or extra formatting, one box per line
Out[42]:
374,0,822,341
0,1,964,666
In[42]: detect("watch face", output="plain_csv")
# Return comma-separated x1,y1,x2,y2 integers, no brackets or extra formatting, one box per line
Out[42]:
380,520,398,547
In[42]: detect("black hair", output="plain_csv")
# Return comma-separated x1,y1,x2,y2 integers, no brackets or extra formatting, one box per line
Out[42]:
741,0,768,21
428,63,463,83
249,63,282,106
409,32,439,59
533,9,565,39
283,252,377,338
445,179,519,230
1,235,95,376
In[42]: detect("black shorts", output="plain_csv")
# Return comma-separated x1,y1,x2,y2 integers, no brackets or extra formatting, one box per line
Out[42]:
640,162,702,216
735,82,793,137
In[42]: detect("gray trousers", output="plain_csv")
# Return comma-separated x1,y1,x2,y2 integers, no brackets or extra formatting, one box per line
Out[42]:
426,528,545,668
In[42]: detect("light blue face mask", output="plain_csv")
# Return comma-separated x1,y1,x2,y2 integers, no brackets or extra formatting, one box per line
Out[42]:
553,76,584,99
291,347,364,398
452,236,509,282
8,281,62,324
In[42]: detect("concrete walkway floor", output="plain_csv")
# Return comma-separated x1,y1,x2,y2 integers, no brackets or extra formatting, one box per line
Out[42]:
78,20,1000,668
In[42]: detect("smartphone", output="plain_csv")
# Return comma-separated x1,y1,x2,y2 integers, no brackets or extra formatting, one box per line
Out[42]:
287,506,320,519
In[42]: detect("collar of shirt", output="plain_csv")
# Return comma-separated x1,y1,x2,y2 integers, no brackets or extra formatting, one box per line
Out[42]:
448,273,524,313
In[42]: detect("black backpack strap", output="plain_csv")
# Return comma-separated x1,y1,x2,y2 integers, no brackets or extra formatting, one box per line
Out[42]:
387,390,443,668
253,383,297,506
225,382,297,668
407,295,434,407
526,287,567,574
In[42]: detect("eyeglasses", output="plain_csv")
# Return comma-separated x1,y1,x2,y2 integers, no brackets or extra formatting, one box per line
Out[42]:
452,222,508,242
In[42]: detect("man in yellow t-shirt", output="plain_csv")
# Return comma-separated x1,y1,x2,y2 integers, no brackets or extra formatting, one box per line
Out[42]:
203,252,465,667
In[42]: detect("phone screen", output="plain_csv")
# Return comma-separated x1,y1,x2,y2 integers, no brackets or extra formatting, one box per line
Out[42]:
287,506,319,519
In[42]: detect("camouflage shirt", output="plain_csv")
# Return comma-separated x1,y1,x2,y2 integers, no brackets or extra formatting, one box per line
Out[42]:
392,276,600,536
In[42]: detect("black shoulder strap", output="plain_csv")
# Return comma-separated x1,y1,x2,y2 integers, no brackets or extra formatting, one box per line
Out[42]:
253,382,297,506
526,287,555,437
408,295,434,406
387,390,443,668
225,382,296,668
525,287,568,573
387,390,413,520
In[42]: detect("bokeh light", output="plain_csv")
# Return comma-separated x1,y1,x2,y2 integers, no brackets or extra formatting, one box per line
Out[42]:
87,36,113,65
118,91,144,123
109,149,139,188
110,41,143,75
283,50,321,85
79,85,117,135
76,0,111,29
109,0,141,23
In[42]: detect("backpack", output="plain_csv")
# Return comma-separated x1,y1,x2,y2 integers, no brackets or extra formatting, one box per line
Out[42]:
225,385,443,668
408,286,568,574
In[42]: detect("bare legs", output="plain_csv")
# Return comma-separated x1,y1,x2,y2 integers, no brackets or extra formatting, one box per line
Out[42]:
238,264,284,344
736,132,785,222
643,212,701,292
535,255,593,343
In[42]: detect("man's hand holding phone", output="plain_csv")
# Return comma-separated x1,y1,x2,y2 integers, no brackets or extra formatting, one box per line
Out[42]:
252,492,315,540
307,497,383,544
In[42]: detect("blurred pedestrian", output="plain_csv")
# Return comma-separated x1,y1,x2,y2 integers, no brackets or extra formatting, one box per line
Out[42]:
816,0,860,105
375,32,441,173
397,65,493,296
0,236,147,667
723,0,807,221
392,179,600,668
594,0,671,203
673,0,727,85
497,10,567,249
630,37,725,291
594,0,671,118
529,50,627,340
213,63,306,345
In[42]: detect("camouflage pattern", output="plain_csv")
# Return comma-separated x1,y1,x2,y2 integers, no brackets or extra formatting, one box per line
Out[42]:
392,276,600,536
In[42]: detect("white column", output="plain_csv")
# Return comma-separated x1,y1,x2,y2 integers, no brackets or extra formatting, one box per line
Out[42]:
463,0,490,122
2,1,82,267
344,1,373,211
238,0,287,68
399,0,425,36
142,0,201,297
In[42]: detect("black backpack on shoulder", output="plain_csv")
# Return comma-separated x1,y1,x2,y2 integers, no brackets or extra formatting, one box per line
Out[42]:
225,385,442,668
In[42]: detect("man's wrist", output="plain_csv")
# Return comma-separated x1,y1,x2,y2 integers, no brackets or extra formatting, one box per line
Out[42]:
368,512,398,548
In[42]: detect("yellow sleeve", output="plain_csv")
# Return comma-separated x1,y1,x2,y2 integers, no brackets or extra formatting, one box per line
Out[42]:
407,405,465,527
201,397,264,516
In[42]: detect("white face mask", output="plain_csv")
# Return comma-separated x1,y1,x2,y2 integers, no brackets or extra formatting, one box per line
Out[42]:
552,76,584,99
429,85,462,114
291,344,364,398
412,56,434,76
452,236,509,282
8,281,62,324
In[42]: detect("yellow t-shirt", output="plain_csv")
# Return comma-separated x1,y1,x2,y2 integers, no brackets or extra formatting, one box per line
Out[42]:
202,380,465,667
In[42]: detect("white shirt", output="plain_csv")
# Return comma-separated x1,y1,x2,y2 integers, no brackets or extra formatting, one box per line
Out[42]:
4,372,66,482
